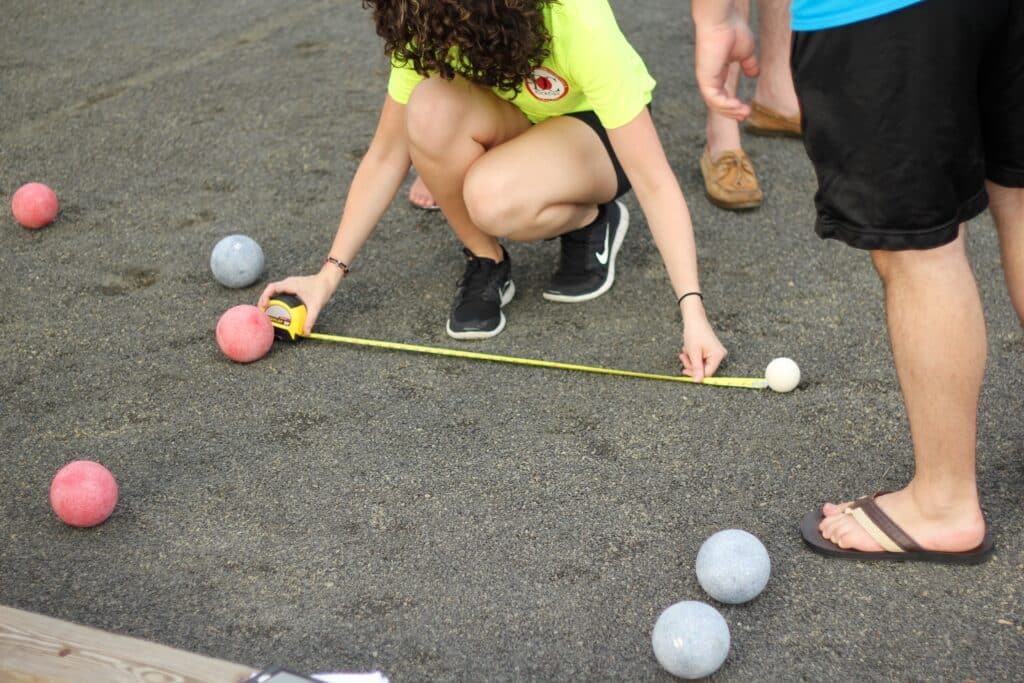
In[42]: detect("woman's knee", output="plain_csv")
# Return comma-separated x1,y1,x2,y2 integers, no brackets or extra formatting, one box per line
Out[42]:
405,78,467,155
463,162,528,237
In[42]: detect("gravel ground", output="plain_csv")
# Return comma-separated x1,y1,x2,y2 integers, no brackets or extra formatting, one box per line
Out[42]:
2,2,1022,681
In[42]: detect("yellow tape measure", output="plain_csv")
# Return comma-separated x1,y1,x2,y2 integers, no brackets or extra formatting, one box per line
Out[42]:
265,294,768,389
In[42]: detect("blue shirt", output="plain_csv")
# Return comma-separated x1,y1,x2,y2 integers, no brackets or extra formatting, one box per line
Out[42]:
791,0,924,31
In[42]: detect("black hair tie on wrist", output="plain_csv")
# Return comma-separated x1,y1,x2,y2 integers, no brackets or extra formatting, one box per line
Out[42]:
677,291,703,306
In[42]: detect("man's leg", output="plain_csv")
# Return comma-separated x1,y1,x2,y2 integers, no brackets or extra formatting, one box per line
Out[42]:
705,0,750,158
699,0,763,210
819,230,988,552
988,182,1024,327
751,0,799,119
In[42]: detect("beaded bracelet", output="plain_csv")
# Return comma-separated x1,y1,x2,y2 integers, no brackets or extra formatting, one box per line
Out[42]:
325,256,350,278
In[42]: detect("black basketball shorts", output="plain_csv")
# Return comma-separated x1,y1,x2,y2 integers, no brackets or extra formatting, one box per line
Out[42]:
791,0,1024,251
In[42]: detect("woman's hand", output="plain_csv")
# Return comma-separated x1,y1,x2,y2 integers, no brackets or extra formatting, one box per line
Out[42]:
258,268,341,335
253,95,411,337
679,311,727,382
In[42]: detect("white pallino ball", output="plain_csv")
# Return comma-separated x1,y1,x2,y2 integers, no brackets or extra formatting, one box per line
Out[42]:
765,357,800,393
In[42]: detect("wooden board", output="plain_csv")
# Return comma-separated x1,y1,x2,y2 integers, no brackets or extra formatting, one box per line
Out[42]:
0,604,254,683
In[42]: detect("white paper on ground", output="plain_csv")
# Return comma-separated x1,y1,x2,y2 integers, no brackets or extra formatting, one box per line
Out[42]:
312,674,389,683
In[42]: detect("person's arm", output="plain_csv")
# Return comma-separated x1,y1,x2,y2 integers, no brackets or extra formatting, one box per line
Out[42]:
607,109,727,381
691,0,759,119
258,94,411,333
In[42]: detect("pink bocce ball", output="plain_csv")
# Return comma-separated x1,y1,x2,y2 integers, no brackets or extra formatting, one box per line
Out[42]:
49,460,119,528
216,304,275,363
11,182,59,229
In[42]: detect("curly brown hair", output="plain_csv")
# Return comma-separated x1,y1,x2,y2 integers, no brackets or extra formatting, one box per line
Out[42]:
362,0,553,94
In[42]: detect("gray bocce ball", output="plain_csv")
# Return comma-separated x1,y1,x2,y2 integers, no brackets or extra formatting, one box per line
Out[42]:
695,529,771,604
210,234,265,288
651,600,730,679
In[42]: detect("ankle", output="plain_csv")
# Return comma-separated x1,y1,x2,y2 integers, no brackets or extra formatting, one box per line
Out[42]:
752,81,799,117
467,244,504,263
900,482,982,521
576,204,601,230
706,116,742,156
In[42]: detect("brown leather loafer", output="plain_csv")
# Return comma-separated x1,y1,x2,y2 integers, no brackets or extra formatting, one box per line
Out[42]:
745,101,801,138
699,146,763,210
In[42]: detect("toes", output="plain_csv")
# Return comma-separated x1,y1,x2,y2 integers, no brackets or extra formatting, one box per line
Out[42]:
409,194,436,209
819,513,842,539
834,518,865,549
822,515,884,552
834,530,856,550
822,500,855,517
408,177,437,208
821,516,851,546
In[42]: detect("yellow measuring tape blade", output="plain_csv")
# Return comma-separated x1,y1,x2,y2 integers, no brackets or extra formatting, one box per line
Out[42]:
305,331,768,389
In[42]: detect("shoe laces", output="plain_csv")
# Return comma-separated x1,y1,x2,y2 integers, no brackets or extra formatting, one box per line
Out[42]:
457,249,501,303
711,151,757,189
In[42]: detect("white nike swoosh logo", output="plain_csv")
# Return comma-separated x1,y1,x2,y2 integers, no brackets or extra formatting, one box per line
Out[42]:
595,229,611,265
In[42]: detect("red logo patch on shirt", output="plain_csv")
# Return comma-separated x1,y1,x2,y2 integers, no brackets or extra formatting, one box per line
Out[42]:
525,67,569,102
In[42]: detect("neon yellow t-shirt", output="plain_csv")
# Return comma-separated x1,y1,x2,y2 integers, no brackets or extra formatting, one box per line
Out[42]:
386,0,656,129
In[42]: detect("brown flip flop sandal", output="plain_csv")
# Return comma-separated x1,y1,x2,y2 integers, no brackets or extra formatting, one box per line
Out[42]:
800,492,994,565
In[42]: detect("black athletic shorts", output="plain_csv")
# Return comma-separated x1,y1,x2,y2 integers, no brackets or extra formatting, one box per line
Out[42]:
791,0,1024,251
565,105,651,200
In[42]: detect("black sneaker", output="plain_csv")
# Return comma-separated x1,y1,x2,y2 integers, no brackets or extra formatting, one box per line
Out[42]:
446,247,516,340
543,199,629,302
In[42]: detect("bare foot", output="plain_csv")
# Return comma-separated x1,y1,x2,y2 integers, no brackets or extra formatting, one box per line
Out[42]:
408,175,438,210
818,487,987,553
